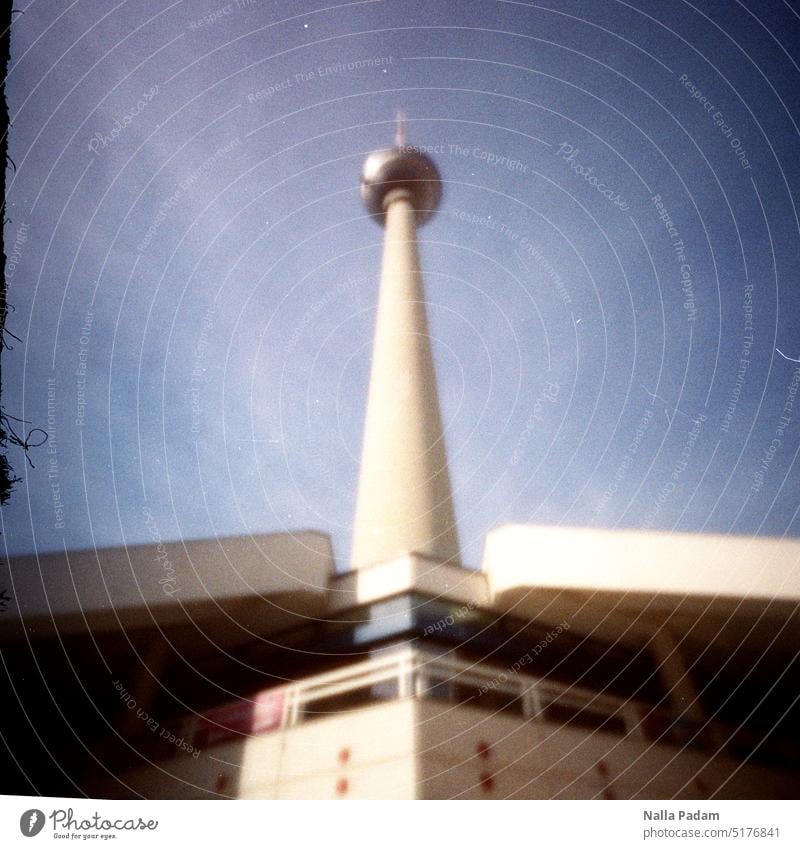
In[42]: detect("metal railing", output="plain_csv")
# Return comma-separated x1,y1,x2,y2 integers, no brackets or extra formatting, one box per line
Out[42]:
179,646,687,747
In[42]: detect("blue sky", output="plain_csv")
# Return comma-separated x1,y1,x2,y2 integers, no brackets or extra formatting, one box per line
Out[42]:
3,0,800,570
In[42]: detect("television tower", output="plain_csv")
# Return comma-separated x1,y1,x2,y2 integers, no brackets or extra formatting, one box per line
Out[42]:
351,115,460,570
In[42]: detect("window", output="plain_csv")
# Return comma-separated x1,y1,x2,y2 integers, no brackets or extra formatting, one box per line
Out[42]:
541,701,626,734
472,686,524,716
300,679,399,723
422,676,451,701
416,670,524,716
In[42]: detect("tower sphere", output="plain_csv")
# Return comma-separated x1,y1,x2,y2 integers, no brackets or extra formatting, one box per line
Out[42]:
360,146,442,226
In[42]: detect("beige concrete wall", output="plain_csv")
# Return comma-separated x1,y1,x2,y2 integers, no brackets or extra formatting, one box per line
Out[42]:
328,553,489,611
483,524,800,651
113,698,793,800
484,524,800,600
416,701,795,800
116,700,417,800
116,736,246,799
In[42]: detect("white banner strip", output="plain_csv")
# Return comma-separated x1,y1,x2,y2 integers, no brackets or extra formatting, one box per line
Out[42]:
1,796,797,848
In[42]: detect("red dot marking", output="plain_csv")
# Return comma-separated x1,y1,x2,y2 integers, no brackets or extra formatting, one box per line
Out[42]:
596,760,609,777
336,777,349,795
603,787,616,800
476,741,491,759
480,773,494,792
215,773,229,792
338,747,350,764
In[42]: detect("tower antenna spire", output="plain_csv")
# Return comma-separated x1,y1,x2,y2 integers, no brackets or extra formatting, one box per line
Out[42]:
394,108,407,147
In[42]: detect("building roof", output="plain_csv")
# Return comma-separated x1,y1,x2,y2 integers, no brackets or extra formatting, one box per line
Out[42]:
483,524,800,657
5,524,799,661
0,531,332,643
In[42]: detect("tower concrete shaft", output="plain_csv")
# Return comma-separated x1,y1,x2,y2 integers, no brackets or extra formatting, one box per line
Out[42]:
351,186,460,570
